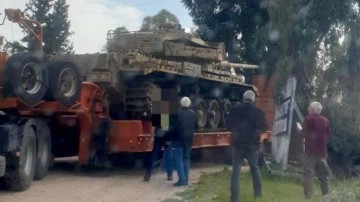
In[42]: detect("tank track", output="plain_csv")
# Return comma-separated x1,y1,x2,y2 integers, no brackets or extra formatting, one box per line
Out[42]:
125,81,155,115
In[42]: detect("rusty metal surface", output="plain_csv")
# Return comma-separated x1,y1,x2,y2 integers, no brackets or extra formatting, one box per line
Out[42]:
0,52,7,88
107,123,272,153
164,41,222,60
107,120,153,153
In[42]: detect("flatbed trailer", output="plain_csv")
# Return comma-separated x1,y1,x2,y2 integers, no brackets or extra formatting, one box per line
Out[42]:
0,79,272,191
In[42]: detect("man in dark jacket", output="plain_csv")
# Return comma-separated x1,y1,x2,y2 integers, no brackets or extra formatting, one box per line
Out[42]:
173,96,198,186
297,101,331,201
144,126,174,181
226,90,268,202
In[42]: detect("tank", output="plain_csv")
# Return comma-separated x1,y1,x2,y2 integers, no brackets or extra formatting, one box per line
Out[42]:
61,22,259,131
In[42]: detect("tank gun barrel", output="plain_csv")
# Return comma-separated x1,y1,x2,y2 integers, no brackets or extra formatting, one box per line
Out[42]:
230,63,258,69
220,61,258,69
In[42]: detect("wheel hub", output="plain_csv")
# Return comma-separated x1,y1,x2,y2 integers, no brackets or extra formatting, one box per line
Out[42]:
59,68,76,97
21,62,42,94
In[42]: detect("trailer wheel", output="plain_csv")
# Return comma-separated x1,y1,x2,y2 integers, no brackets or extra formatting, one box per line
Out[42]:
46,59,82,107
219,99,232,128
4,121,37,191
3,52,48,105
193,97,208,129
206,99,221,129
34,120,51,180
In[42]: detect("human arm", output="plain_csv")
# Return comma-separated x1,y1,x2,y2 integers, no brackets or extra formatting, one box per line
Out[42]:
194,110,198,130
297,118,309,139
256,110,268,134
225,109,233,131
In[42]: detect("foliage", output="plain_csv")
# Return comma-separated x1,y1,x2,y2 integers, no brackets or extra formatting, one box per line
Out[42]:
181,0,270,65
46,0,74,55
114,26,129,34
265,0,360,168
140,9,180,31
165,167,360,202
8,0,73,56
3,41,28,54
264,0,352,106
21,0,53,52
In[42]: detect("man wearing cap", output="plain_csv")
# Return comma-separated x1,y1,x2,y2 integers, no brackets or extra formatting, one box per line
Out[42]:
172,96,198,186
227,90,268,201
297,101,332,201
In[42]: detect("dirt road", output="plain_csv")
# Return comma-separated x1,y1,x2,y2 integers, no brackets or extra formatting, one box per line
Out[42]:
0,158,225,202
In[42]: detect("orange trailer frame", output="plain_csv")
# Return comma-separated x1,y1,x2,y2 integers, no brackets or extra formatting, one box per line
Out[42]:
0,80,272,166
0,82,107,165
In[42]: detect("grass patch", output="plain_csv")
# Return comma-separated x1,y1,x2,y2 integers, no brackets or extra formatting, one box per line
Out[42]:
165,166,360,202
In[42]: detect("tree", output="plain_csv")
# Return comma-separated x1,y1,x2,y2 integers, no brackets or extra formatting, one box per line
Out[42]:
114,26,129,34
140,9,180,31
46,0,74,54
265,0,360,170
3,41,28,54
22,0,53,52
181,0,270,65
264,0,352,106
15,0,73,56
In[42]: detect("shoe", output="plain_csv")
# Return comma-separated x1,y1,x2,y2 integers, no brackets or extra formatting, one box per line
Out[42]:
144,174,151,181
254,194,261,199
167,176,173,181
173,181,187,187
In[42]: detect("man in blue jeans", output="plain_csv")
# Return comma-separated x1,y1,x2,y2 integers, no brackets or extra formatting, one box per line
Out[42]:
144,127,174,181
173,96,198,186
226,90,268,201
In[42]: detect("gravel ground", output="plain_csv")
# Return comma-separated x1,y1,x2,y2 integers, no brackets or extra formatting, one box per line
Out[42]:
0,158,226,202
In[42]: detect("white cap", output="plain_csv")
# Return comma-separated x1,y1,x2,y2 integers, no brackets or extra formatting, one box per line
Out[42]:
243,90,255,102
180,96,191,108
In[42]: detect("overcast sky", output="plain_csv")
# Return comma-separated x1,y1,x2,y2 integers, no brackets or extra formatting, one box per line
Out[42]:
0,0,193,54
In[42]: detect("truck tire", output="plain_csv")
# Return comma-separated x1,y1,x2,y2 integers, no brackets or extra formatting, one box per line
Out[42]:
3,52,48,105
45,59,82,107
4,120,37,191
34,119,51,180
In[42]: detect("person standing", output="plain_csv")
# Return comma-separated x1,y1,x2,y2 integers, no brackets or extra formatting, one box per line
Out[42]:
226,90,268,202
297,102,332,201
173,96,198,187
144,126,174,181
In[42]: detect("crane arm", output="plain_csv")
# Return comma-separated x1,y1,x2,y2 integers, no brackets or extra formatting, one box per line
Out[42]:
3,8,43,53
